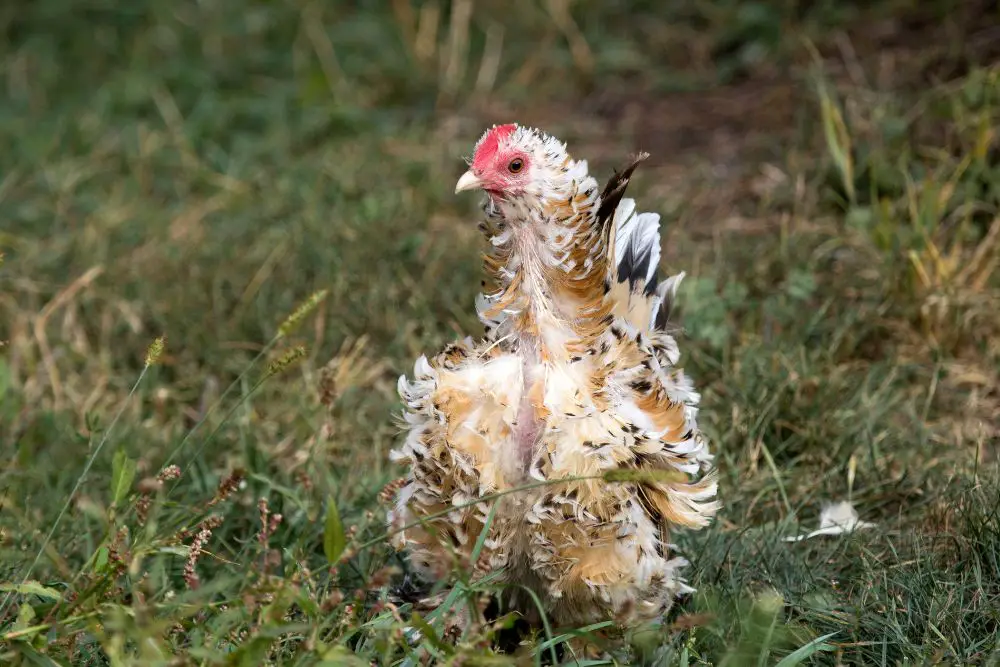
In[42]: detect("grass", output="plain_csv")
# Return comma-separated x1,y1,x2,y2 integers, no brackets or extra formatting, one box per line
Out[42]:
1,0,999,664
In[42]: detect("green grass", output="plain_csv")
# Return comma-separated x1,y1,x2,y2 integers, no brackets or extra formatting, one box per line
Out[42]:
1,0,999,664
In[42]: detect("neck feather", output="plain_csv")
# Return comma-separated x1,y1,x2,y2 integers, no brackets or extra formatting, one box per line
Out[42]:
475,165,613,357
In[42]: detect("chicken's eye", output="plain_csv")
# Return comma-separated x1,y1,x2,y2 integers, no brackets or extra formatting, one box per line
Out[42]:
508,158,524,174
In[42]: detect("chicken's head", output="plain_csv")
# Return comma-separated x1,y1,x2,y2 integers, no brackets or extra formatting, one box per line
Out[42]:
455,124,568,201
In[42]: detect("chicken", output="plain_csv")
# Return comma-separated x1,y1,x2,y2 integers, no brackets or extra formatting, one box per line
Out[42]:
387,124,719,627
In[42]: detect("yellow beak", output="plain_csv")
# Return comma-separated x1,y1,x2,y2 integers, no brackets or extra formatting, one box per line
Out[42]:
455,170,483,193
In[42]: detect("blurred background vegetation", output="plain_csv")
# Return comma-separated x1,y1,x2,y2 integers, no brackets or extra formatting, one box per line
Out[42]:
1,0,998,664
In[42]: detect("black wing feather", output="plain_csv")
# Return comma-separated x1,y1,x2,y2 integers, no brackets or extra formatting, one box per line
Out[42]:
653,290,675,331
596,151,650,233
650,277,684,332
616,243,656,295
599,151,659,296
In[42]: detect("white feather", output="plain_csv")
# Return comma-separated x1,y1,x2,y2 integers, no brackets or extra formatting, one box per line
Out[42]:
648,271,685,330
610,198,636,268
630,214,662,285
610,198,662,288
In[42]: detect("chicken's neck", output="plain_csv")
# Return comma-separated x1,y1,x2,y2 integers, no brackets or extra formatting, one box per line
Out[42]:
476,185,613,361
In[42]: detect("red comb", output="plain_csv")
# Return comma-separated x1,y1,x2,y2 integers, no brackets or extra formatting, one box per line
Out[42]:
473,124,517,170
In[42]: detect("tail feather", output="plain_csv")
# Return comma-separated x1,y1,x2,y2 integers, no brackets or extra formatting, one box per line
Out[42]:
601,153,686,333
649,271,685,332
613,204,661,297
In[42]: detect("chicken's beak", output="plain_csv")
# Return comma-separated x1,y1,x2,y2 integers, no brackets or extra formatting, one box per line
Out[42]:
455,170,483,193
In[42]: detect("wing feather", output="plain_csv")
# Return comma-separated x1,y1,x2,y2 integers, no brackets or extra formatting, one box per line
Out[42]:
600,153,684,331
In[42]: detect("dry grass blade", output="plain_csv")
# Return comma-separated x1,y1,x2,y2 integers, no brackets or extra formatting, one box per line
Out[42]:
956,216,1000,290
303,2,351,101
440,0,472,102
414,1,441,66
544,0,593,74
31,265,104,410
319,335,387,407
816,82,855,205
474,22,504,97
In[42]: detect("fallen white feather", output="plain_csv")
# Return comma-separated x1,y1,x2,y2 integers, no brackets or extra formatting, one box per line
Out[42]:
783,500,876,542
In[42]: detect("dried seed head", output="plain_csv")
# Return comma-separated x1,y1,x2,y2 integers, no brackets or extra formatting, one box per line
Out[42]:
378,477,407,504
145,336,166,367
107,526,131,578
278,289,329,339
368,566,400,589
324,589,344,611
294,469,313,491
258,498,269,525
184,524,214,590
157,465,182,482
265,346,307,378
135,494,153,526
257,498,282,549
207,468,245,507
